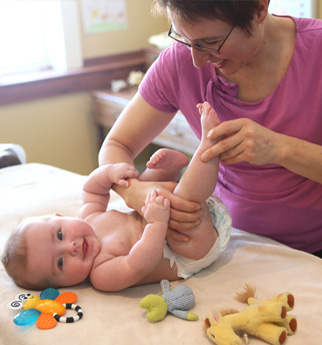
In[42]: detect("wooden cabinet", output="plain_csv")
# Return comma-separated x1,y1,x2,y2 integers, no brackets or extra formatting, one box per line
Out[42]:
92,87,200,156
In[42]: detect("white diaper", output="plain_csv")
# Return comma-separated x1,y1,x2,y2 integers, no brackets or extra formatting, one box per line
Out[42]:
163,194,232,279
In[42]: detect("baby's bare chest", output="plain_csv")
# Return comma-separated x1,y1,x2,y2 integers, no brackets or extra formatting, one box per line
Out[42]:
93,210,144,259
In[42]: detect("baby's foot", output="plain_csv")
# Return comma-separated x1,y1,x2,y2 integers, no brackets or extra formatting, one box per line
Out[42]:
200,102,220,138
146,148,189,172
197,102,221,145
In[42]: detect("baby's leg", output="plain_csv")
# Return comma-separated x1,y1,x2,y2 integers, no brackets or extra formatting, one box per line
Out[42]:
139,148,189,182
167,102,221,260
173,102,220,202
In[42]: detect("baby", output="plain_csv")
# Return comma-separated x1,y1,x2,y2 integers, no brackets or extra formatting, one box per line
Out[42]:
1,102,231,292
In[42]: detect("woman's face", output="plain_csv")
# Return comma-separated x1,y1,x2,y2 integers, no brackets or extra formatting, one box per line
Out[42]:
169,14,265,75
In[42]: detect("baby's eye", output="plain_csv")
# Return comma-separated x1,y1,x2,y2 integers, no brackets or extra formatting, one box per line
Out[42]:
58,257,64,269
57,230,63,241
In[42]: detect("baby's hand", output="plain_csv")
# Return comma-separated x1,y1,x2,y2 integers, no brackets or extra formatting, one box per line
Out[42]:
109,163,139,187
141,189,170,225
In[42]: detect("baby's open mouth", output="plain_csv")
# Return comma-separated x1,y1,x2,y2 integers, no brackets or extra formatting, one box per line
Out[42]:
83,239,88,259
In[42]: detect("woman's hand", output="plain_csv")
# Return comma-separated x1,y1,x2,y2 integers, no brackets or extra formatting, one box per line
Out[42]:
201,118,282,165
201,116,322,184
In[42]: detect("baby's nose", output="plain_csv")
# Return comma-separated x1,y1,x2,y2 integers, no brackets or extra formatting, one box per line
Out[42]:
67,242,77,256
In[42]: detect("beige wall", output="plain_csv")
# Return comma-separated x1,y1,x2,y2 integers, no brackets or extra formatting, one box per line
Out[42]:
318,0,322,18
82,0,169,58
0,92,97,175
0,0,168,175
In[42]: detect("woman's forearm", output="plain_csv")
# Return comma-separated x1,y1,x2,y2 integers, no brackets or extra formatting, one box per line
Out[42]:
278,135,322,184
99,92,174,167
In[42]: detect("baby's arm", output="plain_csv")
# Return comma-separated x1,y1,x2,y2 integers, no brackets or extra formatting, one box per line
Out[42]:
78,163,139,219
90,190,170,291
130,189,170,273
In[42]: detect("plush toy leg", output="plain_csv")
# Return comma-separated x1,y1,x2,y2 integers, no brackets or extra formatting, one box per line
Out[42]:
186,312,199,321
171,309,198,321
274,315,297,335
255,323,288,345
248,293,294,311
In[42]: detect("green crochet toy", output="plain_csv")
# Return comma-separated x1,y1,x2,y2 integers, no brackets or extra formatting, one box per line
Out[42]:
139,280,198,322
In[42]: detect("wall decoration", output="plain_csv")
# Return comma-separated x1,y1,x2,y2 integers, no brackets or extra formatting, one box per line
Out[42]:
81,0,128,34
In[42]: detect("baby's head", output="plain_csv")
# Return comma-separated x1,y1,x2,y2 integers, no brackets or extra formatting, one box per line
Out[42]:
1,215,100,290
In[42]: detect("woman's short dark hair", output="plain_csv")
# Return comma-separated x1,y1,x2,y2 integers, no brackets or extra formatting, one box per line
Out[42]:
152,0,270,34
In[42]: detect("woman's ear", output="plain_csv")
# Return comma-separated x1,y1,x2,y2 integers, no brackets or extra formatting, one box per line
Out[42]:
255,0,269,24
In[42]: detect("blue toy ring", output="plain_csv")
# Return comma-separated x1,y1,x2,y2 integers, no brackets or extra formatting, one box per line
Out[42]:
53,303,83,323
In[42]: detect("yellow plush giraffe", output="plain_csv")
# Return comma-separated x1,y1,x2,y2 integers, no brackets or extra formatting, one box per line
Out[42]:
204,285,297,345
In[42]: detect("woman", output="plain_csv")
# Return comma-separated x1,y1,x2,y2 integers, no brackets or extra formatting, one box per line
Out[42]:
99,0,322,256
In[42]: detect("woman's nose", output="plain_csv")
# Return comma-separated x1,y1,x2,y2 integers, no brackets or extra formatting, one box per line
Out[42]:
191,47,210,68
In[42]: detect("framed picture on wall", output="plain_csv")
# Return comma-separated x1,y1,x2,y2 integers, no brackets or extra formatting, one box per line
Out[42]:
81,0,128,34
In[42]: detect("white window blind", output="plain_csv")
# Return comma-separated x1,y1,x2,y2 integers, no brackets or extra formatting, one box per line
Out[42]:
0,0,82,83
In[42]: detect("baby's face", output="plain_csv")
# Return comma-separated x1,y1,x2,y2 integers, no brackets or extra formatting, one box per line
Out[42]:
22,215,101,288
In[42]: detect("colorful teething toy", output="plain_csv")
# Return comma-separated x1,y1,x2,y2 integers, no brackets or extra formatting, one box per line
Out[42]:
8,288,83,330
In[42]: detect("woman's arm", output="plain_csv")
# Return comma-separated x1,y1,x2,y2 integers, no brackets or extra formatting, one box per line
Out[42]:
99,92,175,166
98,92,202,228
203,118,322,184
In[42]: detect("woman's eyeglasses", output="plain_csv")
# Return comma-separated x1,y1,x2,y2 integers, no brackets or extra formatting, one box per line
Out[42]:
168,25,235,54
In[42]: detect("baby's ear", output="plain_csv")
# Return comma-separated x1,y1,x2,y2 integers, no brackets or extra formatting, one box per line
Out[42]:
54,213,63,217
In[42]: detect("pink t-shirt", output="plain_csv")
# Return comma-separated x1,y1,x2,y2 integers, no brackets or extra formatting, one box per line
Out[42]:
139,16,322,253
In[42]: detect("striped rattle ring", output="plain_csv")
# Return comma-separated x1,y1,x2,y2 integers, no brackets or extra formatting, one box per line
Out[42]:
53,303,83,323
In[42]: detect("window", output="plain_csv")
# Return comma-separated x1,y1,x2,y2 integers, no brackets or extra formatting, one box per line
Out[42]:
269,0,316,18
0,0,82,84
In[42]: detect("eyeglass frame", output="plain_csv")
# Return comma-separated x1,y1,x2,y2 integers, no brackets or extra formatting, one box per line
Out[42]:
168,24,235,54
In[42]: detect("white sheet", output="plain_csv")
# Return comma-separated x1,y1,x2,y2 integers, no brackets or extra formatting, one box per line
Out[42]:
1,163,322,345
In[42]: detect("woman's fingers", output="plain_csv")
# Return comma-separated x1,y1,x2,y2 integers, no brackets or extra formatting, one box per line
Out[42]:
166,228,190,242
168,207,202,233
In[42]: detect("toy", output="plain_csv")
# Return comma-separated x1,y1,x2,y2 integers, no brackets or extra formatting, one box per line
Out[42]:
8,288,83,330
139,279,198,322
8,292,32,310
204,285,297,345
